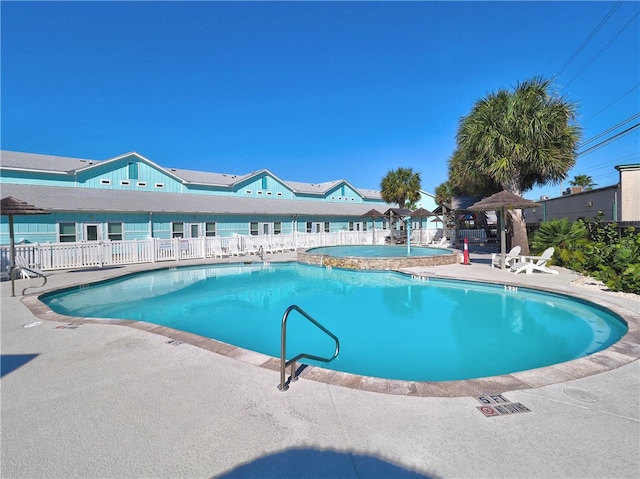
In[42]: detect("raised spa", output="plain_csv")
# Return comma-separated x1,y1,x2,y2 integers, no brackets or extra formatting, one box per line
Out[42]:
298,244,459,270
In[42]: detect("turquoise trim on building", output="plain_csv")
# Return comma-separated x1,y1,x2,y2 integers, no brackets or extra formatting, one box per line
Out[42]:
0,150,446,246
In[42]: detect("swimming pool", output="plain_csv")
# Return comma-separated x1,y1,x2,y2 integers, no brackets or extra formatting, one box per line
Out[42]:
40,263,627,382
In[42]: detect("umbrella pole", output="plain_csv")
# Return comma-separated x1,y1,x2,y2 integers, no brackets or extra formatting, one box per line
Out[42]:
371,217,375,245
9,214,16,296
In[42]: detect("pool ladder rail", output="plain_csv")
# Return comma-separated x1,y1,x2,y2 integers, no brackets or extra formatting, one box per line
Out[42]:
278,304,340,392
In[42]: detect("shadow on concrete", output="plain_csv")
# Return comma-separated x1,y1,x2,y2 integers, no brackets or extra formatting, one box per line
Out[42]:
68,266,124,273
1,354,39,378
215,447,438,478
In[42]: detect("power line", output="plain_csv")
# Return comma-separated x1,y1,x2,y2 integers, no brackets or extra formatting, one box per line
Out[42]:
579,113,640,147
583,83,640,124
577,123,640,156
555,1,622,78
563,11,640,90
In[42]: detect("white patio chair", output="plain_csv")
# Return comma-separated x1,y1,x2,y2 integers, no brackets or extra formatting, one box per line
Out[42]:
510,247,557,274
491,245,521,268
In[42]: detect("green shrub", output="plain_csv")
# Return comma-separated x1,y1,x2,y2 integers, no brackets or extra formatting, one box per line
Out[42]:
530,216,639,294
530,218,588,268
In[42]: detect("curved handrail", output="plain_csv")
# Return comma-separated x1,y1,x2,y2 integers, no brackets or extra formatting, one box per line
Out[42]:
10,267,48,297
278,304,340,391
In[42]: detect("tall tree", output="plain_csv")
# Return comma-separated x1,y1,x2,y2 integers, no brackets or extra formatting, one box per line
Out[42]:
449,77,581,254
380,167,421,208
434,181,454,206
569,174,597,191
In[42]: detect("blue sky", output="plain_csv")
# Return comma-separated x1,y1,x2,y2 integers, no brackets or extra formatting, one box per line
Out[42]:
2,1,638,201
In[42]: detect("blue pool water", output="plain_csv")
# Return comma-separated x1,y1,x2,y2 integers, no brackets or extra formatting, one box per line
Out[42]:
307,245,451,258
41,263,627,381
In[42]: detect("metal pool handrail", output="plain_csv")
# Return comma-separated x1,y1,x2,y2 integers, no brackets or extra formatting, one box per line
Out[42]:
278,304,340,391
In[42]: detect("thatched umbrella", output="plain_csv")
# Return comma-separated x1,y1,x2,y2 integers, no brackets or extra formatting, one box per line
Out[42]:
1,196,50,296
410,207,435,244
360,208,386,244
468,191,540,270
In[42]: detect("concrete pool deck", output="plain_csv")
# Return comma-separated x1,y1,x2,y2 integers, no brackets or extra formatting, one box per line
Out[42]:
1,251,639,478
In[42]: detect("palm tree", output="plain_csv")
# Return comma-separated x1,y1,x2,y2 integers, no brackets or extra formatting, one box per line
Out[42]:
569,174,597,191
380,167,421,208
434,181,453,206
448,76,581,254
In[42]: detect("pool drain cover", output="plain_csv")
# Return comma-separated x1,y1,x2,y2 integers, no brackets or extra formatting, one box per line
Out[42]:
563,387,599,403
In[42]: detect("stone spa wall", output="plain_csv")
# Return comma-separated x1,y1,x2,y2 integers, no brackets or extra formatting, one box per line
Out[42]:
297,250,460,271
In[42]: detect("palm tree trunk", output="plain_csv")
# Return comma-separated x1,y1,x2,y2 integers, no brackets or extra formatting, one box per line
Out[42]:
507,209,530,255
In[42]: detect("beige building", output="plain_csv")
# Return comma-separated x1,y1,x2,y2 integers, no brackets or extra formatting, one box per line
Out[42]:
617,164,640,221
525,164,639,226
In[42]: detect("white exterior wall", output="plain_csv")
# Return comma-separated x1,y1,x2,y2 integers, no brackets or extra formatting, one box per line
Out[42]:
618,165,640,221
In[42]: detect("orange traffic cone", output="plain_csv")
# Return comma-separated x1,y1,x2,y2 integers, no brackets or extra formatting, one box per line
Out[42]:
463,237,471,265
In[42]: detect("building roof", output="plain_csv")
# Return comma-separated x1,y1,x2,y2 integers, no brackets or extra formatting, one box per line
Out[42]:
0,183,378,217
0,150,96,174
0,150,383,200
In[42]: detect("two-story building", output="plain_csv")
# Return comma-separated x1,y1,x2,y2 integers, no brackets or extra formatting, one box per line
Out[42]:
0,150,439,245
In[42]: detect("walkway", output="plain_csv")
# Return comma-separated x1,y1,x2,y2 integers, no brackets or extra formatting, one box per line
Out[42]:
1,252,638,478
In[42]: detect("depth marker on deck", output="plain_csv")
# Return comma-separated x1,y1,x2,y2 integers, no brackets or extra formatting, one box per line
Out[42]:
475,395,531,417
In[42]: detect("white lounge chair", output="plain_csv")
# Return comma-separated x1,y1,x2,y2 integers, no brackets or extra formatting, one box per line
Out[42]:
510,247,558,274
430,237,448,248
14,256,46,278
491,245,521,269
228,242,243,256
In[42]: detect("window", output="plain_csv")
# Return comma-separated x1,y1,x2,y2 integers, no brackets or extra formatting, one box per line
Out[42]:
120,180,130,186
261,177,267,189
362,222,367,231
100,179,111,185
137,182,147,187
59,223,76,242
128,162,138,180
107,223,123,241
172,223,184,238
245,190,252,194
277,192,282,196
250,222,259,236
257,191,263,195
266,191,272,196
155,183,164,189
306,221,313,233
205,222,216,237
341,185,345,196
324,222,330,233
274,222,282,235
349,222,354,231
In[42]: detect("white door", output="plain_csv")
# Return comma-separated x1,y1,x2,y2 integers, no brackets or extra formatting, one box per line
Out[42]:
84,224,100,241
189,223,200,238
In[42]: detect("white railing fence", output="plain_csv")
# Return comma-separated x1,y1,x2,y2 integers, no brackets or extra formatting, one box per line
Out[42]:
1,228,448,273
457,229,488,242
